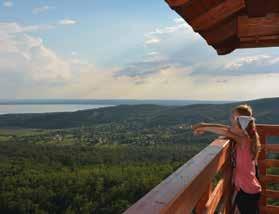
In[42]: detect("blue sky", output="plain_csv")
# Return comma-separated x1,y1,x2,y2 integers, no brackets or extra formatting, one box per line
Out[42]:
1,0,279,100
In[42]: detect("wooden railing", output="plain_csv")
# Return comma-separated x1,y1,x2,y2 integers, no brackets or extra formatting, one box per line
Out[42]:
257,125,279,214
124,124,279,214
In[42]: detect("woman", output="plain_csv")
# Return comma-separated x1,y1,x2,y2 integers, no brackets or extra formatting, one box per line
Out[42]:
192,104,262,214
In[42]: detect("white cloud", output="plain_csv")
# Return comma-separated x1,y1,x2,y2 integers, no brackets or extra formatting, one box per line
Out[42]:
58,19,77,25
0,22,74,81
32,5,54,14
147,52,158,56
145,18,195,38
224,55,271,70
3,1,13,7
143,17,200,58
173,18,185,24
145,38,160,45
71,51,78,56
63,65,279,100
0,22,54,35
1,18,279,100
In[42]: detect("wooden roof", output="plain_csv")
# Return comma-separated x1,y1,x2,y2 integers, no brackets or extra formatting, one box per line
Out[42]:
165,0,279,55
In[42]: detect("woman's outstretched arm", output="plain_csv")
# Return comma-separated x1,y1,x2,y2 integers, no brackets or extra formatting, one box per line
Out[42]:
192,123,241,141
193,123,229,129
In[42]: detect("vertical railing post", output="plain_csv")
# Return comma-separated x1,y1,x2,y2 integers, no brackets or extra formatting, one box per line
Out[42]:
258,127,267,213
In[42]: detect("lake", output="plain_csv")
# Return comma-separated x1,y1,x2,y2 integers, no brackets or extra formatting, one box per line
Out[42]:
0,104,112,114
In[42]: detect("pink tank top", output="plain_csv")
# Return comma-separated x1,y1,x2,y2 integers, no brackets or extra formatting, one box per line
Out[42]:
233,138,262,194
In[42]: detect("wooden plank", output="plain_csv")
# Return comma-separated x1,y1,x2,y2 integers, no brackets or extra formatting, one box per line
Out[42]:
262,144,279,153
257,124,279,136
239,33,279,48
202,18,237,45
205,179,225,214
174,0,207,21
124,139,231,214
238,15,279,38
165,0,191,7
267,0,279,13
257,127,267,161
259,159,279,168
259,175,279,184
261,205,279,214
191,0,245,31
199,0,224,11
246,0,267,17
265,190,279,200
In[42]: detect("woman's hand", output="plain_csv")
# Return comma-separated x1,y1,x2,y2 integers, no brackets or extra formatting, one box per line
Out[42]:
192,123,206,136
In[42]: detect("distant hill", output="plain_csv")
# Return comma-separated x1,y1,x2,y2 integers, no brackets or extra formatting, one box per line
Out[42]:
0,99,232,106
0,97,278,129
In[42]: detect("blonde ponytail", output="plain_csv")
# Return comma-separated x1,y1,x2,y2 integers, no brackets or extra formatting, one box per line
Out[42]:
247,120,261,161
233,104,261,161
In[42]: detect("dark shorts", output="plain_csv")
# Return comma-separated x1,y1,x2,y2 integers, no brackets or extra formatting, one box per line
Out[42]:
235,188,261,214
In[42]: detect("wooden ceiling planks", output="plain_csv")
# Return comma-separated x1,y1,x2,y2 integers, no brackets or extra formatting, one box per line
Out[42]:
238,15,279,38
202,18,236,45
267,0,279,14
190,0,245,31
245,0,267,17
238,14,279,50
165,0,279,55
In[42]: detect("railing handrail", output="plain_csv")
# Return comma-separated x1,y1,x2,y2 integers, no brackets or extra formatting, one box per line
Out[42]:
124,137,231,214
257,124,279,136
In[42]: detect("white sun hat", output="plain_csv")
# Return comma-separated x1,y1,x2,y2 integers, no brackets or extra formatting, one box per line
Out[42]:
237,116,255,130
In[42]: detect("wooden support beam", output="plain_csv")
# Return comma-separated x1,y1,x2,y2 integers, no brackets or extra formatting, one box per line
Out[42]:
205,179,225,214
191,0,245,31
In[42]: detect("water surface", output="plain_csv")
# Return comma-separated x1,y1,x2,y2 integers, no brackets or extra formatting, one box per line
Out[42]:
0,104,111,114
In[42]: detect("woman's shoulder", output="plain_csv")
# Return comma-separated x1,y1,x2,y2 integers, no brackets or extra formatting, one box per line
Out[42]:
229,127,249,143
229,127,246,137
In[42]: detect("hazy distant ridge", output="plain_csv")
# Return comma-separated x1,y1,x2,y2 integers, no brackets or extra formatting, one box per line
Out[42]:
0,97,278,129
0,99,233,106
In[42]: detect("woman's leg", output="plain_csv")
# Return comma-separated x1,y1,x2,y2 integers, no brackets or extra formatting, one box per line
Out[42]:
235,190,248,213
235,189,260,214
